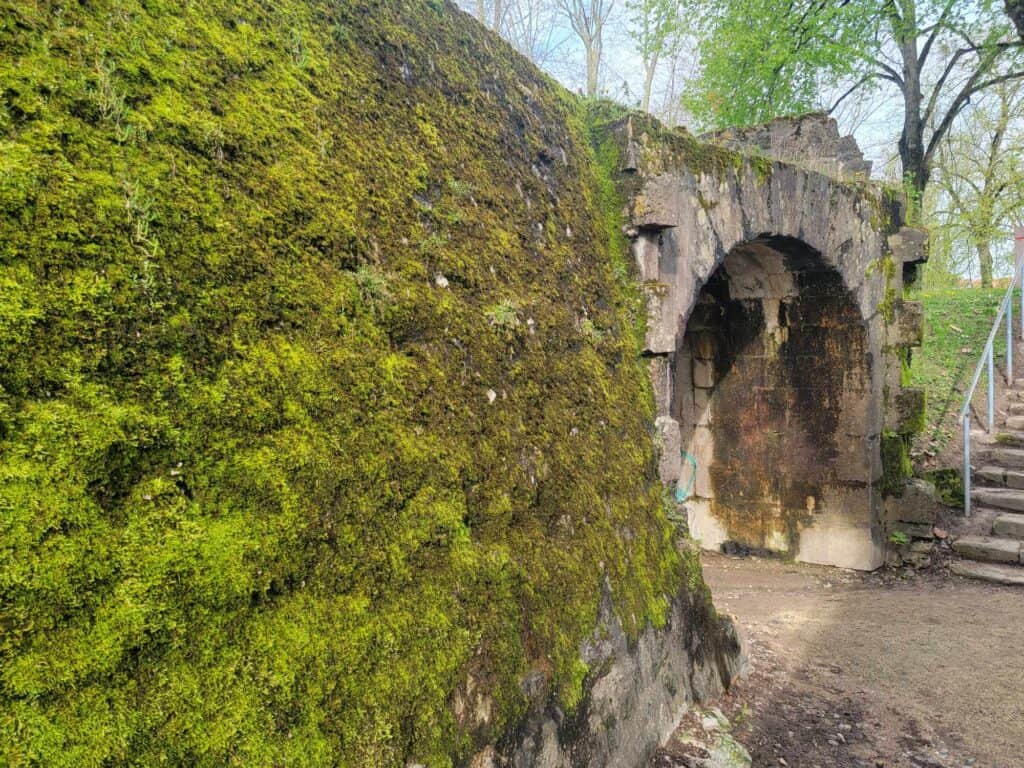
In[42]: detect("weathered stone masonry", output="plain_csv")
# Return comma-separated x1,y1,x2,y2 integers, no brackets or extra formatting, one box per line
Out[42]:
615,114,928,571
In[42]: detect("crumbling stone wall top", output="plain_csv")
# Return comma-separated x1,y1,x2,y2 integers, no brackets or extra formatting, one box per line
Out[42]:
703,112,873,181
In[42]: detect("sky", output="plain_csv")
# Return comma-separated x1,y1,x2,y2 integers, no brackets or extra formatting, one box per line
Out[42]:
452,1,1024,276
451,1,905,174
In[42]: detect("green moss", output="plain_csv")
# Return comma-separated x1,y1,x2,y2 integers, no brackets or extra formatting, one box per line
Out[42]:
880,431,913,496
923,468,964,509
867,255,898,322
0,2,701,766
748,153,775,185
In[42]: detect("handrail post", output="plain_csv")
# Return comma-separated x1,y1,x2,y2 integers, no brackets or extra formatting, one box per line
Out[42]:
988,346,995,432
1008,298,1014,383
964,413,972,516
1018,228,1024,338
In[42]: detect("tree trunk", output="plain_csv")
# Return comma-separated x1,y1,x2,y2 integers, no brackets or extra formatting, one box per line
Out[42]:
493,0,502,31
641,53,659,113
476,0,485,22
896,7,929,216
977,240,994,288
1009,0,1024,39
585,38,600,97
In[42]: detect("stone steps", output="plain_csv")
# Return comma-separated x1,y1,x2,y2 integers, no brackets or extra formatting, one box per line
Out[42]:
952,535,1023,564
974,445,1024,469
956,369,1024,585
974,465,1024,489
994,513,1024,539
971,487,1024,514
991,431,1024,448
951,560,1024,586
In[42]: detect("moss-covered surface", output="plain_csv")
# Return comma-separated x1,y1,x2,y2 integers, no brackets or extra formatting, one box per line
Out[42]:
0,2,698,765
881,432,913,497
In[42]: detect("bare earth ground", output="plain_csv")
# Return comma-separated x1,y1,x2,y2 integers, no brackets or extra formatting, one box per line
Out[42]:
654,554,1024,768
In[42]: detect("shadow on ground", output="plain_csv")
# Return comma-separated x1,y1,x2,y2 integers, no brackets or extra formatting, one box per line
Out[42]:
654,553,1024,768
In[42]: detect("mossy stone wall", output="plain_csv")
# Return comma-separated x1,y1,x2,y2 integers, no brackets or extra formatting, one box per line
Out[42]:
0,2,697,765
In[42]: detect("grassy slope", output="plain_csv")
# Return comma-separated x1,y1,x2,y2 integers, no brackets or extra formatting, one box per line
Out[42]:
0,2,699,765
909,287,1010,464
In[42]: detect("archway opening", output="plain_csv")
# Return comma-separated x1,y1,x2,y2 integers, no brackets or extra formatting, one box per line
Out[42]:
677,236,876,562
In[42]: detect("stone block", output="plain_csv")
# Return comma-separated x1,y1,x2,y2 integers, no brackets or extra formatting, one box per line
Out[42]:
834,435,880,485
888,226,928,265
884,478,939,525
693,387,713,427
888,387,926,435
673,353,694,425
993,514,1024,539
889,301,924,347
690,331,716,360
687,425,715,499
953,535,1021,564
693,359,716,389
687,499,729,551
655,416,682,485
633,232,661,281
641,281,683,355
797,512,883,571
891,521,933,539
648,356,672,418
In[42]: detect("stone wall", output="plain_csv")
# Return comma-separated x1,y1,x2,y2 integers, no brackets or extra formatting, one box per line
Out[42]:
476,582,744,768
704,113,872,180
613,114,927,570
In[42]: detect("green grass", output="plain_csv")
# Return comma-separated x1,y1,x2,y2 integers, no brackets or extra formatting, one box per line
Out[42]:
908,287,1014,459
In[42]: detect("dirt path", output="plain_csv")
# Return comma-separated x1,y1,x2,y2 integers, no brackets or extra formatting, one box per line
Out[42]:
655,554,1024,768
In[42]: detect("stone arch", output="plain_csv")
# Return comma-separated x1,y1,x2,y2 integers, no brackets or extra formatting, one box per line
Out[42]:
619,116,929,570
674,235,878,567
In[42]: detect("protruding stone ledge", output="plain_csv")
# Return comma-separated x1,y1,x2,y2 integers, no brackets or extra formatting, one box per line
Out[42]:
888,226,929,266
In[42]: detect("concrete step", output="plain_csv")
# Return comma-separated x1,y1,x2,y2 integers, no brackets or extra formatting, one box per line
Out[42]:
991,431,1024,448
993,513,1024,539
952,535,1022,564
1009,402,1024,415
974,466,1024,489
974,445,1024,469
971,487,1024,513
951,560,1024,586
1007,416,1024,431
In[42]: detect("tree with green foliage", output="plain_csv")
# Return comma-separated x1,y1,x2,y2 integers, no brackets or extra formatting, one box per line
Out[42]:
684,0,1024,211
626,0,683,113
929,83,1024,286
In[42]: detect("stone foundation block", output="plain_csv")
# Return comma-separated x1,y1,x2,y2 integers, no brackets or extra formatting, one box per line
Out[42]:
884,478,939,525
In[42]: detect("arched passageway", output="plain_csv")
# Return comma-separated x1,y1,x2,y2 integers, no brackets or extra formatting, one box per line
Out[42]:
677,236,876,560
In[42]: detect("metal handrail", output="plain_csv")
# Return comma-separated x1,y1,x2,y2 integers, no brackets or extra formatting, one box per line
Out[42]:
960,261,1024,515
